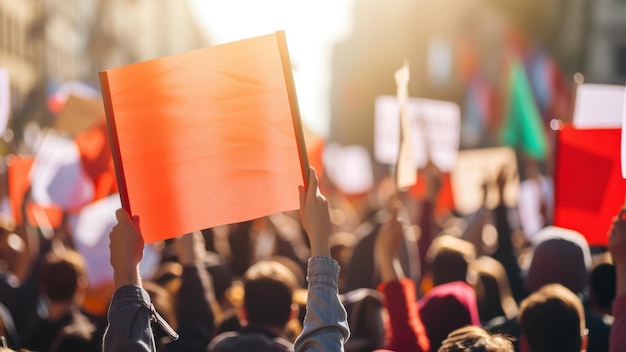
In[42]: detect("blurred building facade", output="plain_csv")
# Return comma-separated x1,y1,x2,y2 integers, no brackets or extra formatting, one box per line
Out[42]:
328,0,623,158
585,0,626,84
0,0,210,144
0,0,45,131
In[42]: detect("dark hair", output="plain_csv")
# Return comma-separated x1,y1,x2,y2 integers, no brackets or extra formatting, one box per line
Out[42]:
427,235,476,287
438,326,514,352
519,284,585,352
40,249,86,301
243,260,298,328
589,263,615,311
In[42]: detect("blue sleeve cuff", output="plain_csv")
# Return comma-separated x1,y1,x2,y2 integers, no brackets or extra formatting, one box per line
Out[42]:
307,256,340,287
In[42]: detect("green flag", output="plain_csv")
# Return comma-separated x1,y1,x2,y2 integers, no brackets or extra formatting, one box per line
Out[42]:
500,60,548,160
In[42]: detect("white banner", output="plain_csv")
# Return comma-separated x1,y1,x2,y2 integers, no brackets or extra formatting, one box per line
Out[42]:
323,143,373,195
451,147,520,215
573,83,625,128
30,131,94,209
375,95,460,172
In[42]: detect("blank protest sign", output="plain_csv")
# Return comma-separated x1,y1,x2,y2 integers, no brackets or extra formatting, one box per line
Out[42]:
100,32,307,243
573,83,625,128
374,95,460,172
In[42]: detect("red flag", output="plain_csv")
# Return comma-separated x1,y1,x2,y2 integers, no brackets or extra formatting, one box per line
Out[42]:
554,126,626,246
99,32,307,243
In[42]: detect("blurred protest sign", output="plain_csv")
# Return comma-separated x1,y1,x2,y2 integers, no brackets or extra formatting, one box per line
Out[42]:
30,132,94,210
74,122,118,201
7,156,33,225
47,80,100,114
100,31,307,243
394,61,416,190
54,94,105,136
6,155,63,229
322,143,373,195
554,126,626,246
375,95,460,173
451,147,519,215
68,194,160,287
573,84,625,128
0,68,9,137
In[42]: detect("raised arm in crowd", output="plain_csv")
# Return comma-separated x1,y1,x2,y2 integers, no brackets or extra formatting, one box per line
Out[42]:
102,166,349,352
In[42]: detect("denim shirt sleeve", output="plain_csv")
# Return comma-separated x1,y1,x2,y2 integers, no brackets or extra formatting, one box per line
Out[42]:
294,256,350,352
102,285,157,352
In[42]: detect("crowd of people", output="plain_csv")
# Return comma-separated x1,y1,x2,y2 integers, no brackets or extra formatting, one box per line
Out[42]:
0,158,625,352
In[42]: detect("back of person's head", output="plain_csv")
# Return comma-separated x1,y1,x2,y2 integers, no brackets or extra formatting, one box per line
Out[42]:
204,251,234,305
40,248,87,302
419,281,481,352
438,325,514,352
589,262,615,314
243,259,298,328
427,235,476,287
524,226,590,295
518,284,587,352
472,256,518,323
209,330,293,352
0,347,32,352
341,288,385,351
151,261,183,298
142,281,178,332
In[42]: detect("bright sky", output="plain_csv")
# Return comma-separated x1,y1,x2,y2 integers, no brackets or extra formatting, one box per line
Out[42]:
187,0,357,138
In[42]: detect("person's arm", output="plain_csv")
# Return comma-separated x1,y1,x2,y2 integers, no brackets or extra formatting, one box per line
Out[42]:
294,167,350,352
375,202,430,352
167,232,218,350
461,181,491,256
491,169,526,303
417,165,442,277
103,209,177,352
609,208,626,352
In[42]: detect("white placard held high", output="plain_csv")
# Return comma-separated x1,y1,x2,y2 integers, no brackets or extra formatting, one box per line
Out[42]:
573,83,625,128
375,95,460,172
30,132,94,209
323,143,373,195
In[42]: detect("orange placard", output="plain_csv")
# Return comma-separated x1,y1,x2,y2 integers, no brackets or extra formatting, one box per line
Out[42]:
100,31,308,243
